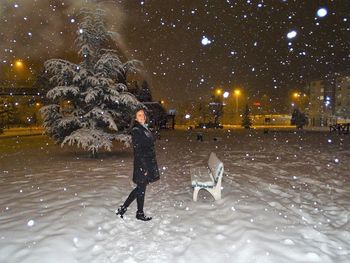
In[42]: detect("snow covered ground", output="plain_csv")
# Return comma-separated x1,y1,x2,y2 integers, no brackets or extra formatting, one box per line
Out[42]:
0,128,349,263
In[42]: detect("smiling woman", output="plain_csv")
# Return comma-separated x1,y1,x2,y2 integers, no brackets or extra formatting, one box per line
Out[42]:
116,108,160,221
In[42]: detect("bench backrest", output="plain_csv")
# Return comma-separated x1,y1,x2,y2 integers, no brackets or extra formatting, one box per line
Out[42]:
208,152,224,183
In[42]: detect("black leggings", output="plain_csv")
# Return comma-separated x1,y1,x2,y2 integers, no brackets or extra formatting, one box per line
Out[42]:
123,183,147,213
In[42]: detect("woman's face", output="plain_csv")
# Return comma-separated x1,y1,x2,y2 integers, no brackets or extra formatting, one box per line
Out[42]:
135,110,146,124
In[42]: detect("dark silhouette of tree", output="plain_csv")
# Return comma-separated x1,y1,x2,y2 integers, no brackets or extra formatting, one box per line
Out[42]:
128,80,153,102
209,95,223,124
291,108,308,129
0,99,17,129
139,80,153,102
241,104,252,129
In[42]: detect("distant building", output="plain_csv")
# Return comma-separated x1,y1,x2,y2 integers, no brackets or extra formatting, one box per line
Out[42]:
334,74,350,120
306,79,334,126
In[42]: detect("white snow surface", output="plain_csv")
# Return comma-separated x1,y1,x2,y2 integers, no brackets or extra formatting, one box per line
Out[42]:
0,129,349,263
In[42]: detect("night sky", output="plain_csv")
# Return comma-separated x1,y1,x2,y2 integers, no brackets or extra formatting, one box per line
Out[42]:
1,0,349,110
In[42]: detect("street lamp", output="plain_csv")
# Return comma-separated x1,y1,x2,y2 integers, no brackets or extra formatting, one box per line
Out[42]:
292,91,308,111
233,89,241,124
14,60,24,70
215,88,222,96
293,92,300,99
234,89,241,113
12,59,28,84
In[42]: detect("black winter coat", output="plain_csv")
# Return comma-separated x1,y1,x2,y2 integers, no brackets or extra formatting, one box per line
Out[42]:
131,122,160,184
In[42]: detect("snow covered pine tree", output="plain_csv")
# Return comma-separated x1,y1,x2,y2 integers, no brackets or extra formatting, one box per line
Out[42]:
40,9,142,157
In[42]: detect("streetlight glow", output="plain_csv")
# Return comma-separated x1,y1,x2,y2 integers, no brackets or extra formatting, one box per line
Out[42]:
215,89,222,96
293,92,300,98
233,88,241,123
223,91,229,98
15,60,24,68
234,89,241,96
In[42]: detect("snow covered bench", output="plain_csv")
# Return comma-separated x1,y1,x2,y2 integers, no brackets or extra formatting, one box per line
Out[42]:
191,152,224,201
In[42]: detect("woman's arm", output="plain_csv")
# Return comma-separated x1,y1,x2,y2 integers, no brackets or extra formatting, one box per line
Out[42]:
131,127,148,175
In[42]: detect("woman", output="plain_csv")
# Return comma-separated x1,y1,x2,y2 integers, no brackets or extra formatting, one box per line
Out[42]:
116,108,160,221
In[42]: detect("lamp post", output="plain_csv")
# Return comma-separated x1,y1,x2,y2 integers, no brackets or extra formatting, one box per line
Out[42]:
212,88,224,125
233,89,241,124
293,92,300,106
12,59,31,85
222,91,229,124
234,88,241,111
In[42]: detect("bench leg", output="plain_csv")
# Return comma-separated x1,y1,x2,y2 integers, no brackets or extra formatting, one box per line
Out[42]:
214,190,221,200
193,187,200,202
211,187,221,201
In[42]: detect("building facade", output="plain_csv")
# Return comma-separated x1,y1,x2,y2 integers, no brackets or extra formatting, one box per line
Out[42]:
335,74,350,120
306,80,334,126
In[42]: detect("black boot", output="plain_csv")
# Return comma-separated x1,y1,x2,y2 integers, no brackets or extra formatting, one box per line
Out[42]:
116,205,127,218
136,211,152,221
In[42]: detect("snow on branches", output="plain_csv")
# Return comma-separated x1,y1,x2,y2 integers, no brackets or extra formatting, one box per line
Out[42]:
40,8,142,156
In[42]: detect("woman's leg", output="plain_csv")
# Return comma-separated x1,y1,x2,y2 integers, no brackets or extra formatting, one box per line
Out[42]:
136,183,147,213
116,185,139,218
118,183,150,220
135,183,151,221
123,186,139,208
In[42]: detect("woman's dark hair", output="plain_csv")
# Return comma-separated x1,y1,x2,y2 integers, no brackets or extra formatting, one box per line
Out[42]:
134,106,148,119
128,106,148,133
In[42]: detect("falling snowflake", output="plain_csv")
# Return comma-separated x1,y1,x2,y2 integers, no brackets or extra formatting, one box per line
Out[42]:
287,30,297,39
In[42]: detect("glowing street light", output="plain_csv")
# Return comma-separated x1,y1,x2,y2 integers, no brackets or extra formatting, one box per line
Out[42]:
215,88,222,96
293,92,300,98
234,89,241,114
223,91,229,98
14,60,24,69
291,91,308,111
